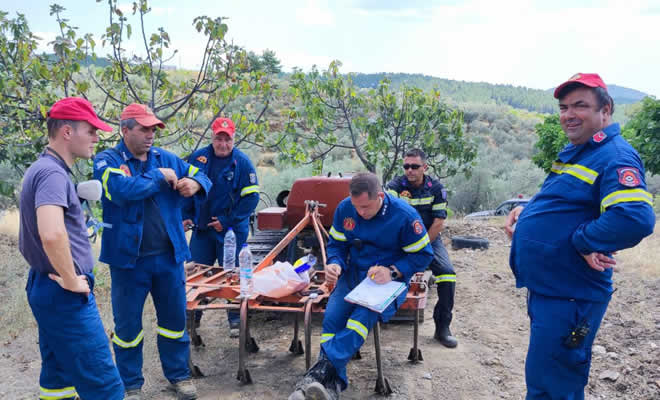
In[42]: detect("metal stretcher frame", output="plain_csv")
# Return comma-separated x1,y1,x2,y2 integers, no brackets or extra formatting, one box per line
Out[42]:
184,200,428,394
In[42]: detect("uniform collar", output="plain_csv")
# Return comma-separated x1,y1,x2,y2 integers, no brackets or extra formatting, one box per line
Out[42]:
117,140,159,162
558,123,620,162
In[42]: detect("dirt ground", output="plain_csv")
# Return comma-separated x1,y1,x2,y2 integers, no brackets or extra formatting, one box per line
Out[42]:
1,212,658,399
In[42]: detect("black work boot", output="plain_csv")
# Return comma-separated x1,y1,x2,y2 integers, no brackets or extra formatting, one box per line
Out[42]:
289,357,340,400
434,324,458,348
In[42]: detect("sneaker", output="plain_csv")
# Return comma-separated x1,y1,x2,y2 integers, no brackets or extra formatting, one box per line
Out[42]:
229,321,240,338
170,378,197,400
124,388,143,400
434,325,458,348
288,359,340,400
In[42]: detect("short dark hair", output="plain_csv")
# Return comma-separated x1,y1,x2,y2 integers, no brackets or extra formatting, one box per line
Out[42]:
46,118,79,139
120,118,139,130
557,84,615,114
404,148,427,161
350,172,381,199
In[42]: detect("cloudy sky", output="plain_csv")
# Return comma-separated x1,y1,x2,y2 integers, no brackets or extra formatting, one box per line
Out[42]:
5,0,660,97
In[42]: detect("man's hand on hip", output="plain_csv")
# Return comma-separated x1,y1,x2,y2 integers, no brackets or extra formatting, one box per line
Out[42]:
176,177,201,197
505,206,524,239
207,216,223,232
49,273,90,296
325,263,342,285
581,252,617,272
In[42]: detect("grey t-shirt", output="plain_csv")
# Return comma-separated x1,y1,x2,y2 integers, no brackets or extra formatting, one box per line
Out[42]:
19,153,94,274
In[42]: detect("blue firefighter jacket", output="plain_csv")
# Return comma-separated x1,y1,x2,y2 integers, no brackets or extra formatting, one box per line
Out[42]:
386,175,449,228
327,194,434,291
182,146,259,239
93,140,212,268
510,123,655,302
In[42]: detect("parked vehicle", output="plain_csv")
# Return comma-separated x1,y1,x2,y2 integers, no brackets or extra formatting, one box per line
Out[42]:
464,198,530,220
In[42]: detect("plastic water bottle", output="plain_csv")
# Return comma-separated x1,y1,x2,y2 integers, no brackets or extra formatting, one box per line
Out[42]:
239,244,253,298
223,228,236,272
294,254,317,280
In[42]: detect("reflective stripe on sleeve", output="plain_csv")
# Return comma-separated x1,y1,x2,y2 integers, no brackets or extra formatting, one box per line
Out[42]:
101,167,127,201
600,189,653,212
434,274,456,283
112,330,144,348
240,185,259,197
408,197,434,206
403,233,430,253
320,333,335,344
187,165,199,177
39,386,77,400
432,203,447,211
551,162,599,184
386,189,399,197
329,226,347,242
157,326,185,340
346,319,368,340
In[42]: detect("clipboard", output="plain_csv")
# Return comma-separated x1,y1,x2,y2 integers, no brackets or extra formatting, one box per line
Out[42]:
344,277,406,313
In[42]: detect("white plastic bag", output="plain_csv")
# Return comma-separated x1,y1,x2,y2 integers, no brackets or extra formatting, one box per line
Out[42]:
252,261,310,298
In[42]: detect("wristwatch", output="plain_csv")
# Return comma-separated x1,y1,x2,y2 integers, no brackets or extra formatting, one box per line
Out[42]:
387,265,399,280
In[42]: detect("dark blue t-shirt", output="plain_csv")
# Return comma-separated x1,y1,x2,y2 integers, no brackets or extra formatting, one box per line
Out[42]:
136,160,173,256
19,154,94,274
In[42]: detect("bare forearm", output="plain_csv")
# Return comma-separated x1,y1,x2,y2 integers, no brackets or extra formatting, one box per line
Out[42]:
428,218,445,242
41,231,78,279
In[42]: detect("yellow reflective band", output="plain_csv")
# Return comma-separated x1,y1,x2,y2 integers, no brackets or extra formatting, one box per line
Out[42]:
112,330,144,348
600,189,653,212
320,333,335,343
432,203,447,211
329,226,347,242
434,274,456,283
187,165,199,177
386,189,399,198
157,326,185,339
551,162,599,185
39,386,77,400
409,197,434,206
101,167,127,201
346,319,368,340
240,185,259,197
403,233,430,253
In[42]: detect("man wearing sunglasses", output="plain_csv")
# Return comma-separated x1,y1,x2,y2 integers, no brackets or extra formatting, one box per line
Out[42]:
386,148,458,348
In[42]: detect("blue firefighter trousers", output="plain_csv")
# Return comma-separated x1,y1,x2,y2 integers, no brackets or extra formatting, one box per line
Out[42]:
525,291,610,400
319,276,406,390
27,269,124,400
189,228,248,326
110,252,191,390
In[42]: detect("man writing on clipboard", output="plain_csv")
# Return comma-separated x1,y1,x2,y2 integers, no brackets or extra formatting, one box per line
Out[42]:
288,172,433,400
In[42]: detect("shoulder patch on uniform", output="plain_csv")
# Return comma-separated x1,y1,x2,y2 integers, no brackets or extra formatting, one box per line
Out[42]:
343,217,355,231
95,159,107,169
400,190,411,198
249,173,257,184
119,164,132,177
617,167,641,187
592,131,607,143
412,220,424,235
196,155,207,164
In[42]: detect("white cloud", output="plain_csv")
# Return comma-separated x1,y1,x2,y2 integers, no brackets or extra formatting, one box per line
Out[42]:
295,0,336,26
33,31,58,54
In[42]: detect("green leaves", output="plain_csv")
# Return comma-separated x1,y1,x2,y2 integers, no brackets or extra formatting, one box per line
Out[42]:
624,97,660,175
531,114,566,173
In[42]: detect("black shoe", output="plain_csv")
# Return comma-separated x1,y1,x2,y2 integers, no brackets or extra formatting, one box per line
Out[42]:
434,325,458,348
289,359,340,400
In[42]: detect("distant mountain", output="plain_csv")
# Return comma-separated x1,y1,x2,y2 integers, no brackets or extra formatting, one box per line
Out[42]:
349,73,649,114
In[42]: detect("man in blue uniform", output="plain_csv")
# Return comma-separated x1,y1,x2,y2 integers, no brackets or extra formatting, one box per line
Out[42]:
93,103,212,400
386,148,458,348
289,172,433,400
506,73,655,399
19,97,124,399
182,117,259,336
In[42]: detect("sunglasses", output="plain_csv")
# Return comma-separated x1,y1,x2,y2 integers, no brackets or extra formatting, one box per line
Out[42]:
403,164,422,170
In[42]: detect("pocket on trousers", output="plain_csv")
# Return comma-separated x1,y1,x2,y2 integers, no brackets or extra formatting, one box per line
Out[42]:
551,345,590,390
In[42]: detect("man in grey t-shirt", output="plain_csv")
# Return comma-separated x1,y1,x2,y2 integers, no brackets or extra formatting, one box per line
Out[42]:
19,97,124,400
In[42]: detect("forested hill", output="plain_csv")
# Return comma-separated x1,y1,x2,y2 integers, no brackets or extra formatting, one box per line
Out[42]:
350,73,648,115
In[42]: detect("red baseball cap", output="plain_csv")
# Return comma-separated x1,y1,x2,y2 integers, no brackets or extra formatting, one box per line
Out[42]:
48,97,112,132
554,73,608,99
120,103,165,129
211,117,235,137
